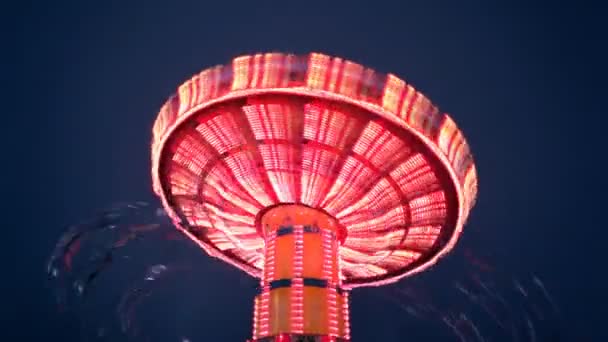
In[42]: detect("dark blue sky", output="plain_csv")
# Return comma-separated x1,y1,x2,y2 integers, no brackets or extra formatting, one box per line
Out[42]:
8,0,606,340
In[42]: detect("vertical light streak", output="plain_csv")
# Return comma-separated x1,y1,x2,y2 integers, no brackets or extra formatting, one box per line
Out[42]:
252,295,259,338
342,291,351,340
323,229,339,336
291,226,304,333
258,231,276,338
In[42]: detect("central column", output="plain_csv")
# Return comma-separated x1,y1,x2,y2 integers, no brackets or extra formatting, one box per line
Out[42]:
251,205,350,342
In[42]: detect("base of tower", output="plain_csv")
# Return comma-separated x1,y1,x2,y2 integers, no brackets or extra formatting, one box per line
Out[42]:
247,334,349,342
252,205,350,340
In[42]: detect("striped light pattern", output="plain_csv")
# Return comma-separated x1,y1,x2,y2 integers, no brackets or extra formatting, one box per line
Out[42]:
151,53,478,289
290,226,304,334
258,230,276,337
323,229,339,336
252,206,348,340
341,291,351,340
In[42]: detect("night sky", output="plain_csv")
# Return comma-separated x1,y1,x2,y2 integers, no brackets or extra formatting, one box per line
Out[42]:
8,1,606,341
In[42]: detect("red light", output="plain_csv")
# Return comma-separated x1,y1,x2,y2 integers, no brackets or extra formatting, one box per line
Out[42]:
152,52,478,342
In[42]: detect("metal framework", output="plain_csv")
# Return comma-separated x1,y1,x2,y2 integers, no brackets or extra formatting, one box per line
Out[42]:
151,52,478,341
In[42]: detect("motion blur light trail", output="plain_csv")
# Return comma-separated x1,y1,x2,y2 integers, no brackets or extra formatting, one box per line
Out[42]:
116,262,193,339
46,202,201,341
374,243,563,341
47,202,168,303
47,202,563,341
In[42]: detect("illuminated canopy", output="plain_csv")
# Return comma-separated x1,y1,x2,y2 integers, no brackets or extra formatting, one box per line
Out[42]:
151,53,478,289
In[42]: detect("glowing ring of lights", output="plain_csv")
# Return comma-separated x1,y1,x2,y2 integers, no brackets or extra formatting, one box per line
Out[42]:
151,53,478,289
